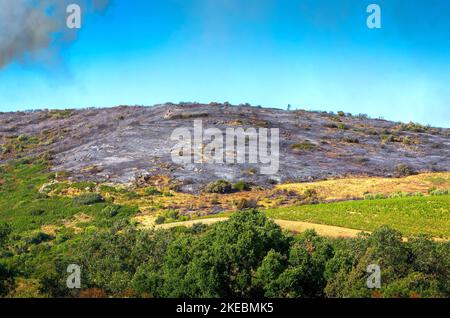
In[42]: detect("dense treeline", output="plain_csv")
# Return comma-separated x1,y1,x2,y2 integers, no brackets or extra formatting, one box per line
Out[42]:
0,210,448,298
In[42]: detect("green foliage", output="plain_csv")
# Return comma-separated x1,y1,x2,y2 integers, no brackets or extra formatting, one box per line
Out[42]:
155,216,166,225
73,193,104,205
159,210,188,223
205,180,233,194
0,222,14,296
265,195,450,237
302,188,319,203
234,199,257,210
0,157,448,299
29,232,54,245
364,193,386,200
0,223,12,248
232,181,252,192
428,188,450,196
144,187,162,196
401,122,428,133
291,140,317,151
394,164,417,177
342,136,359,144
154,210,289,297
101,205,121,218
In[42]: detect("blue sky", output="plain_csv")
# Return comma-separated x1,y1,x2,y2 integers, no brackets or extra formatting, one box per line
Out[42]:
0,0,449,127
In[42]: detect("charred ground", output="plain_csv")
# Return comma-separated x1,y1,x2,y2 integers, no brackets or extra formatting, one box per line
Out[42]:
1,103,449,192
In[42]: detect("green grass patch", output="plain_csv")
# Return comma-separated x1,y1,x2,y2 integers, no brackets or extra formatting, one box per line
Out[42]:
0,159,138,235
263,196,450,237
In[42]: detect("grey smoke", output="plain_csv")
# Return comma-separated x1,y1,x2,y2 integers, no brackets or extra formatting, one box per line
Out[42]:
0,0,110,68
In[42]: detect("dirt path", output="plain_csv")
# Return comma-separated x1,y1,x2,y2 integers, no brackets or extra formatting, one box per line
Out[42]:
155,217,369,238
150,217,448,241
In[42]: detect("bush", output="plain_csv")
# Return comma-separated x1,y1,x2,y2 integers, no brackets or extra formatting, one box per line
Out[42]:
29,209,45,216
17,134,29,142
364,193,386,200
0,223,12,248
191,222,207,234
291,140,317,151
144,187,162,196
302,188,319,203
162,209,180,220
234,199,258,210
394,164,417,177
101,205,120,218
324,123,338,129
402,122,428,133
388,192,411,199
233,181,252,192
428,188,450,196
342,137,359,143
73,193,104,205
29,232,53,244
205,180,233,194
155,216,166,225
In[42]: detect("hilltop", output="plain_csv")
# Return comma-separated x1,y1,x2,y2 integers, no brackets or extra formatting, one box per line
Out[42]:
1,103,449,192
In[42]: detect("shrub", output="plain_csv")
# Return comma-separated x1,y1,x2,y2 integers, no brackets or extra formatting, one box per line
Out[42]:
144,187,162,196
342,137,359,144
428,189,450,196
364,193,386,200
324,123,338,129
29,232,53,245
205,180,233,194
0,223,12,247
17,134,29,142
402,122,428,133
73,193,104,205
191,222,207,234
302,188,319,203
354,156,369,164
337,111,346,117
234,199,258,210
394,164,417,177
101,205,120,218
163,209,180,220
291,140,316,151
388,192,411,199
155,216,166,225
29,209,45,216
402,136,412,145
357,113,369,119
233,181,252,192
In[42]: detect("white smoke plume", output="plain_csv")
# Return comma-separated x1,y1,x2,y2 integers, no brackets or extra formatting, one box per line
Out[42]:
0,0,111,68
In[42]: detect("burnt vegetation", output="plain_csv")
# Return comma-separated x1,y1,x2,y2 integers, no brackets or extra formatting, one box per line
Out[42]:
1,103,448,193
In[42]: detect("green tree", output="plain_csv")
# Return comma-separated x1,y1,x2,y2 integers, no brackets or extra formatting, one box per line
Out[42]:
0,222,14,296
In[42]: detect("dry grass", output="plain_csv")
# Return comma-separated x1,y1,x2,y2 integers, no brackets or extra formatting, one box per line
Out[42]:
276,172,450,201
63,213,93,233
145,216,448,241
151,217,366,238
123,173,450,219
